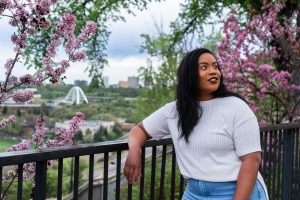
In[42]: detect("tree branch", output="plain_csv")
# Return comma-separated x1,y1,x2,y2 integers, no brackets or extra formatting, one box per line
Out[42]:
3,52,20,92
0,174,17,200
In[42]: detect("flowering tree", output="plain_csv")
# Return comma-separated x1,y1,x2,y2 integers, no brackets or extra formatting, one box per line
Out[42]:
24,0,163,88
0,0,96,198
217,2,300,124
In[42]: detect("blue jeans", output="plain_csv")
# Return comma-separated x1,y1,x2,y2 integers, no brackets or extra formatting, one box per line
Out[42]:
182,179,267,200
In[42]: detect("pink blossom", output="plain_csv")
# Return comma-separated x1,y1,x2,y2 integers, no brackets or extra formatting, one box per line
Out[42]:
0,115,16,129
46,139,58,147
33,72,44,86
37,0,51,14
7,139,31,152
43,57,54,74
56,13,76,37
71,51,86,61
78,21,97,42
10,34,18,43
32,116,46,147
55,112,85,145
12,90,34,103
0,0,11,14
259,119,267,125
40,19,51,29
249,104,259,113
0,92,7,103
60,59,70,69
272,71,291,81
20,74,35,85
26,28,37,35
8,115,16,122
49,59,71,77
46,37,61,58
22,163,36,180
4,59,14,75
64,36,76,55
52,68,64,77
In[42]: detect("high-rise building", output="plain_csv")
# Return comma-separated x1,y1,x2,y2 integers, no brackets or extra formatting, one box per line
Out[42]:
10,76,18,84
143,80,152,88
102,76,109,88
74,80,87,87
128,76,139,88
118,81,129,88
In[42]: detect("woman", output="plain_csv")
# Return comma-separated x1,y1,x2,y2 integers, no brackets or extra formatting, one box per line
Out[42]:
124,48,269,199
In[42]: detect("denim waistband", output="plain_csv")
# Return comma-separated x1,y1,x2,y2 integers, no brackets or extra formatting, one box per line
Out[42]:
183,179,267,200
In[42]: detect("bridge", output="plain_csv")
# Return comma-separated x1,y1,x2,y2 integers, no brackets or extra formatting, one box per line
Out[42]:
64,86,89,105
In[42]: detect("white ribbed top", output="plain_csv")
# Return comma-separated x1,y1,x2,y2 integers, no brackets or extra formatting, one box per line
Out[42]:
143,96,269,199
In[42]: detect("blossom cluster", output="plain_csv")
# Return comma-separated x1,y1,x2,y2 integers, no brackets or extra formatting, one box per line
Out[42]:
32,116,46,147
0,115,16,129
219,2,300,93
47,112,85,146
43,13,97,78
12,90,34,103
7,139,31,152
5,112,84,180
217,2,300,123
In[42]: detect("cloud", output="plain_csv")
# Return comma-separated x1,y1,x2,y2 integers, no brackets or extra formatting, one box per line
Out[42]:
106,0,182,58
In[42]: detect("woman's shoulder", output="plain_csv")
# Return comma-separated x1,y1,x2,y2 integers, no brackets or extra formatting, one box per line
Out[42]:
161,101,177,117
223,96,256,118
221,96,248,107
163,101,176,111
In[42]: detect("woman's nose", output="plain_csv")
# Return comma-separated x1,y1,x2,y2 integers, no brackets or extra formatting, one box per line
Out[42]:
209,68,217,74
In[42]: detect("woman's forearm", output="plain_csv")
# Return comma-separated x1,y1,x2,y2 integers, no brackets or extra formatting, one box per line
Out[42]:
233,160,260,200
128,123,150,152
124,124,150,183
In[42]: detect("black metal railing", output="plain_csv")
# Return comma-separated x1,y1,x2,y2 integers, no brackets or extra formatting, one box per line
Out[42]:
260,123,300,200
0,122,299,200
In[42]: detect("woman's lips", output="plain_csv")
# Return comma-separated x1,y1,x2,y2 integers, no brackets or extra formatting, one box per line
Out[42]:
208,77,218,83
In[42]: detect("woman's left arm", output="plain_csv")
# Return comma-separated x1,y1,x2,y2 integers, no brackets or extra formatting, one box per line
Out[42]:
233,152,261,200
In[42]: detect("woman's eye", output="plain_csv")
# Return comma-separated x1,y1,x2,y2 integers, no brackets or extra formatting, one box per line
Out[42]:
200,66,207,70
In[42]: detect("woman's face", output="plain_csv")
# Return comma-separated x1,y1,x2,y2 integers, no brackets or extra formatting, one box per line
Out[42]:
197,53,221,100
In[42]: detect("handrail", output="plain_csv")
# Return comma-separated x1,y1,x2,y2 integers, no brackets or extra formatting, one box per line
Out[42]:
260,122,300,131
0,137,172,166
1,122,300,166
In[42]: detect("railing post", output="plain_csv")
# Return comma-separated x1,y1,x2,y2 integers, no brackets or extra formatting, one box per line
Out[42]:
34,161,47,200
282,129,293,200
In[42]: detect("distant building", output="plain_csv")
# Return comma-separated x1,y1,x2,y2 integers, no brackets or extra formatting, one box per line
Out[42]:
119,122,135,131
109,84,118,88
55,120,115,136
10,76,18,84
0,76,18,85
74,80,87,87
143,80,152,89
118,81,129,88
128,76,139,88
102,76,109,88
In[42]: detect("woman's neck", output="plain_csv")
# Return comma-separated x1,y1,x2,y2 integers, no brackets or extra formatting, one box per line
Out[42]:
198,94,214,101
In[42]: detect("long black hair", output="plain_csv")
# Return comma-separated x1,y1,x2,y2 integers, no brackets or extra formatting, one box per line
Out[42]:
176,48,247,143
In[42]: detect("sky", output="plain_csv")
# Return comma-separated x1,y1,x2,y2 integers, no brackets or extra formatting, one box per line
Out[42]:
0,0,184,85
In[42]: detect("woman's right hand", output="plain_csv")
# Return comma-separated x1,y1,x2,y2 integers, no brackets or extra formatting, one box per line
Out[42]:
124,123,150,184
123,149,142,184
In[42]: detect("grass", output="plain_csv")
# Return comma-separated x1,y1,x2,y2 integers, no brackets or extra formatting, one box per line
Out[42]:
0,139,19,152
